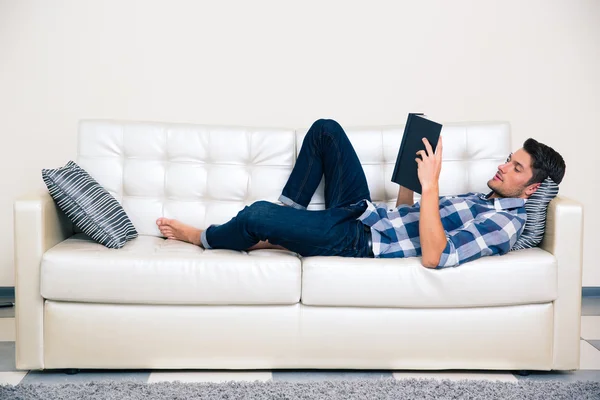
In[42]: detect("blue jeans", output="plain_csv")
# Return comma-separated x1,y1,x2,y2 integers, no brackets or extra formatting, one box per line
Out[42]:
201,119,374,258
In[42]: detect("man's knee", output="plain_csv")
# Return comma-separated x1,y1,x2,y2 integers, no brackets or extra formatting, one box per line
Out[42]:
251,200,274,213
238,201,273,225
310,118,344,139
313,118,341,129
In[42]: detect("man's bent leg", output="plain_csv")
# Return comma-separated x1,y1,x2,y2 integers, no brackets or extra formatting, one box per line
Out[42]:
203,200,364,257
279,119,371,210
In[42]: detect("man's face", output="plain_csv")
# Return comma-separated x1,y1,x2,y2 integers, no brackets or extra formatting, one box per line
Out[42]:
487,149,539,199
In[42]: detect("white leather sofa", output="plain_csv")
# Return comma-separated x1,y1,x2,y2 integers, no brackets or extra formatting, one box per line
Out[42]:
14,119,584,372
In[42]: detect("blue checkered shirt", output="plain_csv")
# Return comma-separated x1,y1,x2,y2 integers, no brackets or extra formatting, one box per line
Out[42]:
355,191,527,268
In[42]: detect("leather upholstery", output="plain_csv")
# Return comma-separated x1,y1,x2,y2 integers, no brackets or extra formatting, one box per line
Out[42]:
13,119,584,371
41,234,302,305
13,192,73,369
540,196,584,370
77,120,510,232
43,300,553,370
40,234,556,308
295,122,511,210
301,247,557,308
78,121,296,236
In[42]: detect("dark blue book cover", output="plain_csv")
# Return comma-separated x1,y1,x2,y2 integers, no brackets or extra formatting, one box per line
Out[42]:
391,113,443,194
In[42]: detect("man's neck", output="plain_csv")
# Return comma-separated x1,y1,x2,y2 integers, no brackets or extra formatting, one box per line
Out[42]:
487,191,527,200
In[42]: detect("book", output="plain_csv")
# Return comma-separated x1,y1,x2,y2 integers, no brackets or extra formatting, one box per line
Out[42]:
391,113,443,194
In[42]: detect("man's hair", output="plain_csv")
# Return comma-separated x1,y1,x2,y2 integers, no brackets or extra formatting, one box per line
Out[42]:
522,138,566,185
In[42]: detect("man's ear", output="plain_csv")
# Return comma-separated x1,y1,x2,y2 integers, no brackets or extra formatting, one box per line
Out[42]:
526,182,541,196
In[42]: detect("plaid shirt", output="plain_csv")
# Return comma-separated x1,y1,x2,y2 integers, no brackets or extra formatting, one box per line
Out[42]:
355,191,527,268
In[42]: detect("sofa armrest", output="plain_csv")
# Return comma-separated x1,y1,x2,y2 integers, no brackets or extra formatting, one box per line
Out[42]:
14,191,73,370
539,195,584,370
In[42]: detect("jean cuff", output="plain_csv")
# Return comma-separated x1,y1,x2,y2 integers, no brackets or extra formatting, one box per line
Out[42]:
200,226,214,249
278,194,307,210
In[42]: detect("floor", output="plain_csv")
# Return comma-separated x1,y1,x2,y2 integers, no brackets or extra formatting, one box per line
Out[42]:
1,298,600,386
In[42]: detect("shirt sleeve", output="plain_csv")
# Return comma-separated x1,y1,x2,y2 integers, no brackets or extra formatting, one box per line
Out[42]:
436,211,525,269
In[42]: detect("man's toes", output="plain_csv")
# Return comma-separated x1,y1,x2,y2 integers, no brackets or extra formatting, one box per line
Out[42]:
157,217,171,227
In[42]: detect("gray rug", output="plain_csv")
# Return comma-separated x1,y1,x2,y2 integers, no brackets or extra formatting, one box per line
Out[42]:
1,378,599,399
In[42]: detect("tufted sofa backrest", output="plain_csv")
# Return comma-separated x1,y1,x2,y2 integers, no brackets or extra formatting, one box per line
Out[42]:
78,120,511,236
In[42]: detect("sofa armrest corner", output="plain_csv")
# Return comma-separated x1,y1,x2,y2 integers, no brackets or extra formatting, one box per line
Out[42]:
539,195,584,370
13,191,73,370
539,195,584,261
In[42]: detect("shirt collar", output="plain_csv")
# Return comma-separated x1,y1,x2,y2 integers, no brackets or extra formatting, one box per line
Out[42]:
480,190,526,210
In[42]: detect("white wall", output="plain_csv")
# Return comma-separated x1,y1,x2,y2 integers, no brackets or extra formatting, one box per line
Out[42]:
1,0,598,286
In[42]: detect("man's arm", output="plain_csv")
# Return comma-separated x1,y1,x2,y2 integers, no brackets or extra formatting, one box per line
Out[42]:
419,185,447,268
414,136,446,268
395,185,414,207
437,212,525,268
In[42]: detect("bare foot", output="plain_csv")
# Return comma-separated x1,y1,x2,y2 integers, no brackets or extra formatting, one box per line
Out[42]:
156,218,203,247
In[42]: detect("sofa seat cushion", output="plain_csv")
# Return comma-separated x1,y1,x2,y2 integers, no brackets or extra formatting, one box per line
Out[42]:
301,248,557,307
41,234,302,305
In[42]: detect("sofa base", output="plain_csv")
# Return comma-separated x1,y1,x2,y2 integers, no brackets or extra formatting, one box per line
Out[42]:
40,300,555,371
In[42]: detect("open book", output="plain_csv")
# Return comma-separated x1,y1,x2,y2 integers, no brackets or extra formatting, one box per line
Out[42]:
391,113,443,194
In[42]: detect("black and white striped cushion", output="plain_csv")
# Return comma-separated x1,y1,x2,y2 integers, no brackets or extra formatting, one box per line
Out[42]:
511,177,559,251
42,161,138,249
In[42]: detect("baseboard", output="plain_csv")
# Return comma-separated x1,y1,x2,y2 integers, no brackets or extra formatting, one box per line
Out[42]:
0,287,15,301
583,287,600,298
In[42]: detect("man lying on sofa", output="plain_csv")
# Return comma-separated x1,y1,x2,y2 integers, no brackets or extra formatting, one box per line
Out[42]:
156,119,566,269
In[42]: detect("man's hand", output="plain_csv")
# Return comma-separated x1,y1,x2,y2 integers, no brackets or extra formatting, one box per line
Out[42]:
415,136,443,190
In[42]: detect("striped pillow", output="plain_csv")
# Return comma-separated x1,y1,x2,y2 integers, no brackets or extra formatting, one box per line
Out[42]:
511,177,559,251
42,161,138,249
